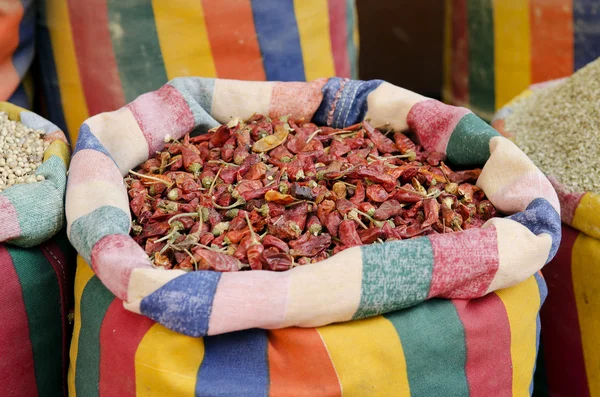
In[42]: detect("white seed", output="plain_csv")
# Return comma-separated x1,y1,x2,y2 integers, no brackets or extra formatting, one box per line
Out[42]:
0,111,46,190
36,175,45,182
508,58,600,194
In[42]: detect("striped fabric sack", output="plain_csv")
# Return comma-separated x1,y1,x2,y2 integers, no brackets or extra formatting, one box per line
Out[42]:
1,0,34,108
36,0,358,143
443,0,600,121
494,83,600,397
0,103,73,397
66,77,561,395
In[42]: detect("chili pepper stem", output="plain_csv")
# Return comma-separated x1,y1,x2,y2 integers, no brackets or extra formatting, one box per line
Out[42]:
207,160,240,167
128,170,173,187
244,212,260,245
168,212,200,225
211,197,246,210
155,228,180,243
208,167,223,196
305,129,322,143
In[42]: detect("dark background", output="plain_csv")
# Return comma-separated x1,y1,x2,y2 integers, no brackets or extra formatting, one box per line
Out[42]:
357,0,445,99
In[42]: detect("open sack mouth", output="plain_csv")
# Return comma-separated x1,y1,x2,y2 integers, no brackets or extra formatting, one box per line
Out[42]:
66,77,561,337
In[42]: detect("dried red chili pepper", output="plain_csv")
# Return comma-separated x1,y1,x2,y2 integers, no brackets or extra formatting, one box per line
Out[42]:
338,220,362,248
366,184,389,203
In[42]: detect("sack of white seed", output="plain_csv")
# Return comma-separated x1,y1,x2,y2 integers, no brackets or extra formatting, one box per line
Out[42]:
0,102,74,397
492,58,600,397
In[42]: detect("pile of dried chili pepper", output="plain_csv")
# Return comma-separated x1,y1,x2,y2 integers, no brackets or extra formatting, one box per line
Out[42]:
127,115,499,272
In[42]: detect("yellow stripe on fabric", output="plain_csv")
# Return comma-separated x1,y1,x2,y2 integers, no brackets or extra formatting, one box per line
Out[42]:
23,73,34,108
442,0,452,103
43,140,70,166
572,233,600,393
572,192,600,240
493,0,531,110
293,0,336,81
67,256,95,397
495,276,540,397
0,101,24,120
135,323,204,397
47,0,89,139
151,0,217,80
317,316,410,396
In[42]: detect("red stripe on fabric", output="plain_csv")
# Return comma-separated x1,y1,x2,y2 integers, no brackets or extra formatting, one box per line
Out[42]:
0,245,38,396
454,294,512,397
406,99,471,154
327,0,350,78
547,176,584,225
98,299,155,397
268,328,341,397
529,0,573,83
451,0,469,103
127,84,195,156
40,241,70,397
201,0,265,80
540,225,590,396
428,226,498,299
67,0,125,115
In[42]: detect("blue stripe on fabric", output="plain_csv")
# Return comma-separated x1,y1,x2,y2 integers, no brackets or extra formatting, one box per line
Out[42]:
530,272,547,395
197,329,269,397
140,271,221,337
345,0,358,79
506,198,561,263
73,123,116,165
167,77,219,132
7,83,28,108
20,111,60,134
35,0,68,136
13,0,35,78
313,78,383,128
573,0,600,70
250,0,305,81
68,206,130,264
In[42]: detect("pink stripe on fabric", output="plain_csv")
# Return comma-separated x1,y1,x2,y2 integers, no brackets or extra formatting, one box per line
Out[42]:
67,149,122,189
207,270,290,335
327,0,351,78
547,175,584,225
91,234,153,301
269,79,327,122
407,99,471,154
127,84,195,156
0,195,21,242
486,169,561,216
428,226,499,299
43,131,69,145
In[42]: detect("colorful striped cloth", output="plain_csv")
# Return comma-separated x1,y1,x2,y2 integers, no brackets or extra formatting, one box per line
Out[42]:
36,0,358,143
0,0,35,108
494,83,600,397
70,256,547,396
65,77,561,344
1,232,74,397
0,102,70,247
443,0,600,120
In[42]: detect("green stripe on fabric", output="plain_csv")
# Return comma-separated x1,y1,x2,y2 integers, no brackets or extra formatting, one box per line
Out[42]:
75,276,115,397
384,300,469,397
69,206,130,264
345,0,358,80
4,156,66,247
8,246,63,397
445,113,499,166
353,238,434,319
107,0,168,102
467,0,495,119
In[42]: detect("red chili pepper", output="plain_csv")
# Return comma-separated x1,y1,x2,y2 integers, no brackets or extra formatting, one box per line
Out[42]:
358,227,384,244
393,132,416,154
422,198,440,228
289,233,332,257
209,125,231,148
338,220,362,247
325,211,342,237
363,121,396,153
373,199,403,220
366,184,389,203
450,169,482,184
194,248,242,272
263,234,289,252
261,247,293,271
